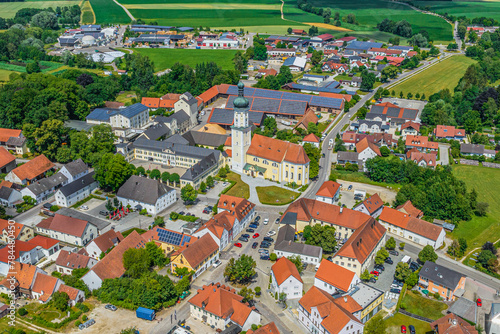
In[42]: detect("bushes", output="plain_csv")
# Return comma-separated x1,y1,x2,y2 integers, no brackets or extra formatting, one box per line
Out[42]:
18,307,28,316
76,303,89,313
32,310,83,329
50,205,60,212
269,253,277,261
169,212,198,222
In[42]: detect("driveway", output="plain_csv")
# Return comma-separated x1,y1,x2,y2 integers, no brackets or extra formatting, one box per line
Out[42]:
336,179,398,205
437,143,450,165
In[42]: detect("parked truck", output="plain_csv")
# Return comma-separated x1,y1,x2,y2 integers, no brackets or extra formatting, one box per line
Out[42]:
136,307,155,321
400,255,411,265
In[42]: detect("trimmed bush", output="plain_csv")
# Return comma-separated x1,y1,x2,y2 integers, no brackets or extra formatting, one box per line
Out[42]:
18,307,28,316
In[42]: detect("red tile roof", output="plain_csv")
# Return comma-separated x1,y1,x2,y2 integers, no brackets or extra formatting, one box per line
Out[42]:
272,257,302,286
356,137,381,156
36,214,91,238
333,295,362,314
0,219,30,239
224,137,232,146
396,200,423,218
0,240,37,263
379,207,444,241
247,134,310,165
430,313,478,334
373,102,419,120
315,259,356,292
198,85,223,103
335,219,386,264
10,154,54,181
319,92,352,102
303,133,320,143
197,211,236,239
177,233,218,268
0,181,14,188
0,128,21,143
0,147,15,168
406,135,439,150
433,125,465,138
283,198,371,230
27,235,59,249
295,109,319,130
315,181,340,199
32,273,59,302
57,284,81,301
89,229,124,253
247,322,280,334
407,149,437,167
218,194,256,222
401,121,421,131
0,262,38,290
56,250,93,270
358,193,384,214
258,69,278,77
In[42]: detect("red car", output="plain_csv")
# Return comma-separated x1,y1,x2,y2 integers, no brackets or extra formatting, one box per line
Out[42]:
401,325,407,333
234,243,242,248
253,233,260,239
477,298,482,307
370,270,380,276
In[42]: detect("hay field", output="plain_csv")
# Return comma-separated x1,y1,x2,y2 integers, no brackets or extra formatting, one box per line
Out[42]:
414,1,500,22
0,0,79,18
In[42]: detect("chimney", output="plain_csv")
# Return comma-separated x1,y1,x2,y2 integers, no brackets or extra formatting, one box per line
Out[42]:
340,206,343,213
344,296,347,303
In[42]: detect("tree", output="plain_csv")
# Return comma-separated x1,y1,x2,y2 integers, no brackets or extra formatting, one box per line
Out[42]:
200,181,207,193
23,119,68,160
405,272,419,288
375,248,389,265
224,255,256,284
150,169,161,180
238,287,254,303
145,241,167,267
418,245,438,263
477,249,497,272
360,269,370,281
181,184,197,203
287,255,303,274
269,253,277,261
395,262,411,281
136,166,146,176
482,241,497,255
475,202,489,216
457,24,467,40
408,33,428,47
380,146,390,157
123,248,151,278
26,61,41,74
363,314,387,334
50,291,69,311
76,73,94,87
233,51,247,73
161,171,170,183
386,237,396,250
360,71,376,91
311,50,323,65
407,92,413,99
94,153,134,192
305,224,337,253
31,11,58,29
287,27,293,34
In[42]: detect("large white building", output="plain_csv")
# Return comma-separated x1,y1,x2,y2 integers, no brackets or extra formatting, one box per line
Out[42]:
86,103,149,128
314,259,360,294
35,214,98,246
270,257,303,300
55,172,98,207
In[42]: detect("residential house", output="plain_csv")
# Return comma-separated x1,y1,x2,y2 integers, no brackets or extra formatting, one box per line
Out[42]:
0,219,34,243
217,194,256,237
460,143,496,158
247,322,280,334
35,214,98,246
292,29,306,35
372,133,397,148
418,261,466,301
174,92,199,127
405,135,439,153
270,257,303,300
337,152,361,167
396,200,423,218
350,283,384,323
351,120,385,133
155,111,191,134
0,128,28,154
340,77,363,87
322,62,349,74
267,48,297,58
28,235,60,260
0,241,39,275
58,159,89,183
142,226,196,256
82,231,147,291
86,103,149,128
406,148,437,168
55,171,99,207
56,249,97,275
283,57,307,72
433,125,466,141
189,283,261,331
366,102,419,128
298,286,364,334
302,133,320,148
170,233,219,280
295,110,319,133
314,259,360,294
5,154,55,185
486,304,500,334
315,180,341,204
0,186,22,207
116,175,176,215
353,193,384,218
342,131,371,150
356,138,381,168
141,93,181,110
274,224,323,264
182,131,229,150
332,219,386,276
0,147,16,174
193,212,233,251
256,68,278,79
21,172,68,203
430,313,478,334
379,207,445,249
401,121,421,139
85,229,124,260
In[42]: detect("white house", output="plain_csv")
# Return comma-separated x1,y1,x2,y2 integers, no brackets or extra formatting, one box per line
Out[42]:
314,259,360,294
85,229,124,260
315,181,341,204
274,225,323,264
353,193,384,218
267,48,297,57
21,173,68,203
271,257,303,300
0,186,22,207
116,175,176,215
55,249,97,275
283,57,307,72
174,92,199,127
58,159,89,183
35,214,98,246
109,103,150,129
356,137,381,167
193,213,231,251
401,121,420,139
216,194,256,237
379,207,445,249
27,235,61,261
302,133,320,148
0,240,39,275
55,171,98,207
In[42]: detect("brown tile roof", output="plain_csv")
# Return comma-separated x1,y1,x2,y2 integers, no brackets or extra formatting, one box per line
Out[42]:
379,207,443,242
342,131,372,145
258,69,278,77
188,283,255,326
430,313,478,334
28,235,59,249
0,147,15,168
0,181,14,188
303,133,320,143
315,181,340,199
0,240,37,263
224,136,232,146
104,101,125,109
0,128,22,142
0,262,38,290
36,214,91,238
433,125,465,139
295,109,319,130
401,121,421,131
90,229,124,253
178,233,218,268
247,322,280,334
0,219,30,239
32,273,59,302
406,135,439,150
86,231,147,281
335,218,386,264
247,134,310,165
283,198,371,230
11,154,54,181
198,85,222,103
315,259,356,292
359,193,384,214
299,286,361,334
272,257,302,286
319,92,352,102
57,284,81,301
396,200,423,218
333,295,362,314
218,195,255,222
407,150,437,167
56,250,92,270
356,137,381,156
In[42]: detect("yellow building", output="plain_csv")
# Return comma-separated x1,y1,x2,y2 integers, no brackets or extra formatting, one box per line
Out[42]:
0,220,34,243
170,233,219,279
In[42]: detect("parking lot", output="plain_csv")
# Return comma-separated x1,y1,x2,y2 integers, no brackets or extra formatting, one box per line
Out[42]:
365,250,406,295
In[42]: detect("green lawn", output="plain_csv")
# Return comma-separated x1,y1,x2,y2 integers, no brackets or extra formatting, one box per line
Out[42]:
256,186,299,205
89,0,131,24
0,69,17,82
334,170,402,191
0,0,79,18
389,56,477,98
131,48,238,72
224,172,250,199
452,165,500,249
122,227,147,237
401,290,448,320
81,0,95,24
0,60,63,73
414,1,500,22
384,312,433,334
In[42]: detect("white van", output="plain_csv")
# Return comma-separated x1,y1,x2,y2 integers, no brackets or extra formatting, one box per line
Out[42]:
400,255,411,265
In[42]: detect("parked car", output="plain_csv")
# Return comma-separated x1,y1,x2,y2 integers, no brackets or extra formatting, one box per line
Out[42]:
80,205,89,210
253,233,260,239
389,250,399,256
263,237,274,242
260,255,270,260
249,224,258,229
105,304,117,311
258,249,269,254
234,243,242,248
369,277,377,283
409,325,416,334
246,228,255,233
99,210,109,216
370,270,380,276
392,280,404,287
252,242,258,249
275,218,280,224
238,237,248,242
385,257,394,265
253,221,260,226
255,216,261,222
390,288,401,294
260,243,270,248
374,264,385,271
263,218,269,225
212,260,222,269
348,185,353,190
401,325,406,333
266,231,276,237
242,234,250,238
477,298,482,307
203,208,210,214
179,211,185,216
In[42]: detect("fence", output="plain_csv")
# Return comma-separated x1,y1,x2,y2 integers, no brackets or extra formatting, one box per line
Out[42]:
459,159,479,166
398,309,433,323
482,162,500,169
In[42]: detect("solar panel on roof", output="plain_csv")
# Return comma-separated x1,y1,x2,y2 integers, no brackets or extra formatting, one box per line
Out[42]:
251,98,280,112
281,92,311,102
278,100,307,115
253,89,282,99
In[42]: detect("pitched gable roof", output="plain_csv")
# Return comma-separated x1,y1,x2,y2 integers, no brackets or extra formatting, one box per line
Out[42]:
36,214,93,238
430,313,478,334
31,273,59,302
10,155,54,181
356,137,381,156
335,219,386,264
315,259,356,292
0,147,15,168
27,235,59,249
303,133,320,143
247,134,310,165
217,195,255,222
89,229,124,253
117,175,173,205
0,129,22,142
379,207,443,241
271,257,302,286
406,135,439,150
396,200,423,218
0,240,37,263
358,193,384,214
434,125,465,138
401,121,421,131
0,219,29,239
247,322,280,334
178,233,218,268
57,284,81,301
56,250,92,270
315,181,340,199
0,261,39,290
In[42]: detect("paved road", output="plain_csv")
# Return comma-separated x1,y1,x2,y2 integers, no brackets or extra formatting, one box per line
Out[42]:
437,143,450,165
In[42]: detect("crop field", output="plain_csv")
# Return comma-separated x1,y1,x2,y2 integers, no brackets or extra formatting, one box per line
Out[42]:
0,69,18,82
130,48,238,71
0,0,79,18
80,0,95,24
389,55,476,97
89,0,131,24
414,1,500,22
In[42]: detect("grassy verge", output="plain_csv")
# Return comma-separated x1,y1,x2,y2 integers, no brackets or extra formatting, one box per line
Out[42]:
224,172,250,199
400,290,448,320
0,60,63,73
256,186,299,205
384,313,433,334
70,194,105,209
122,227,147,237
0,68,17,82
334,170,402,191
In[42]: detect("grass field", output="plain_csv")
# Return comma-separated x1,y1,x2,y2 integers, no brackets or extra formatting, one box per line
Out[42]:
0,0,79,18
130,48,238,71
384,313,433,334
0,69,18,82
80,0,95,24
89,0,130,24
256,186,299,205
389,55,476,97
0,60,63,73
414,0,500,22
224,172,250,199
401,291,448,320
452,165,500,249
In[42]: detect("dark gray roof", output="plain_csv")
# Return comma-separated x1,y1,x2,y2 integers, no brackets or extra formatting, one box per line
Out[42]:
119,103,149,118
365,113,388,121
58,172,97,197
448,297,476,322
460,143,485,155
180,153,218,181
142,123,171,140
419,261,464,290
57,207,110,231
180,92,197,105
26,173,68,196
275,231,322,258
280,212,297,226
117,175,174,205
86,103,148,122
276,224,296,245
6,136,25,147
63,159,88,178
208,108,264,126
337,151,359,162
346,41,383,51
357,120,382,127
182,131,228,147
158,110,190,125
133,137,221,161
164,134,190,145
0,186,14,200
